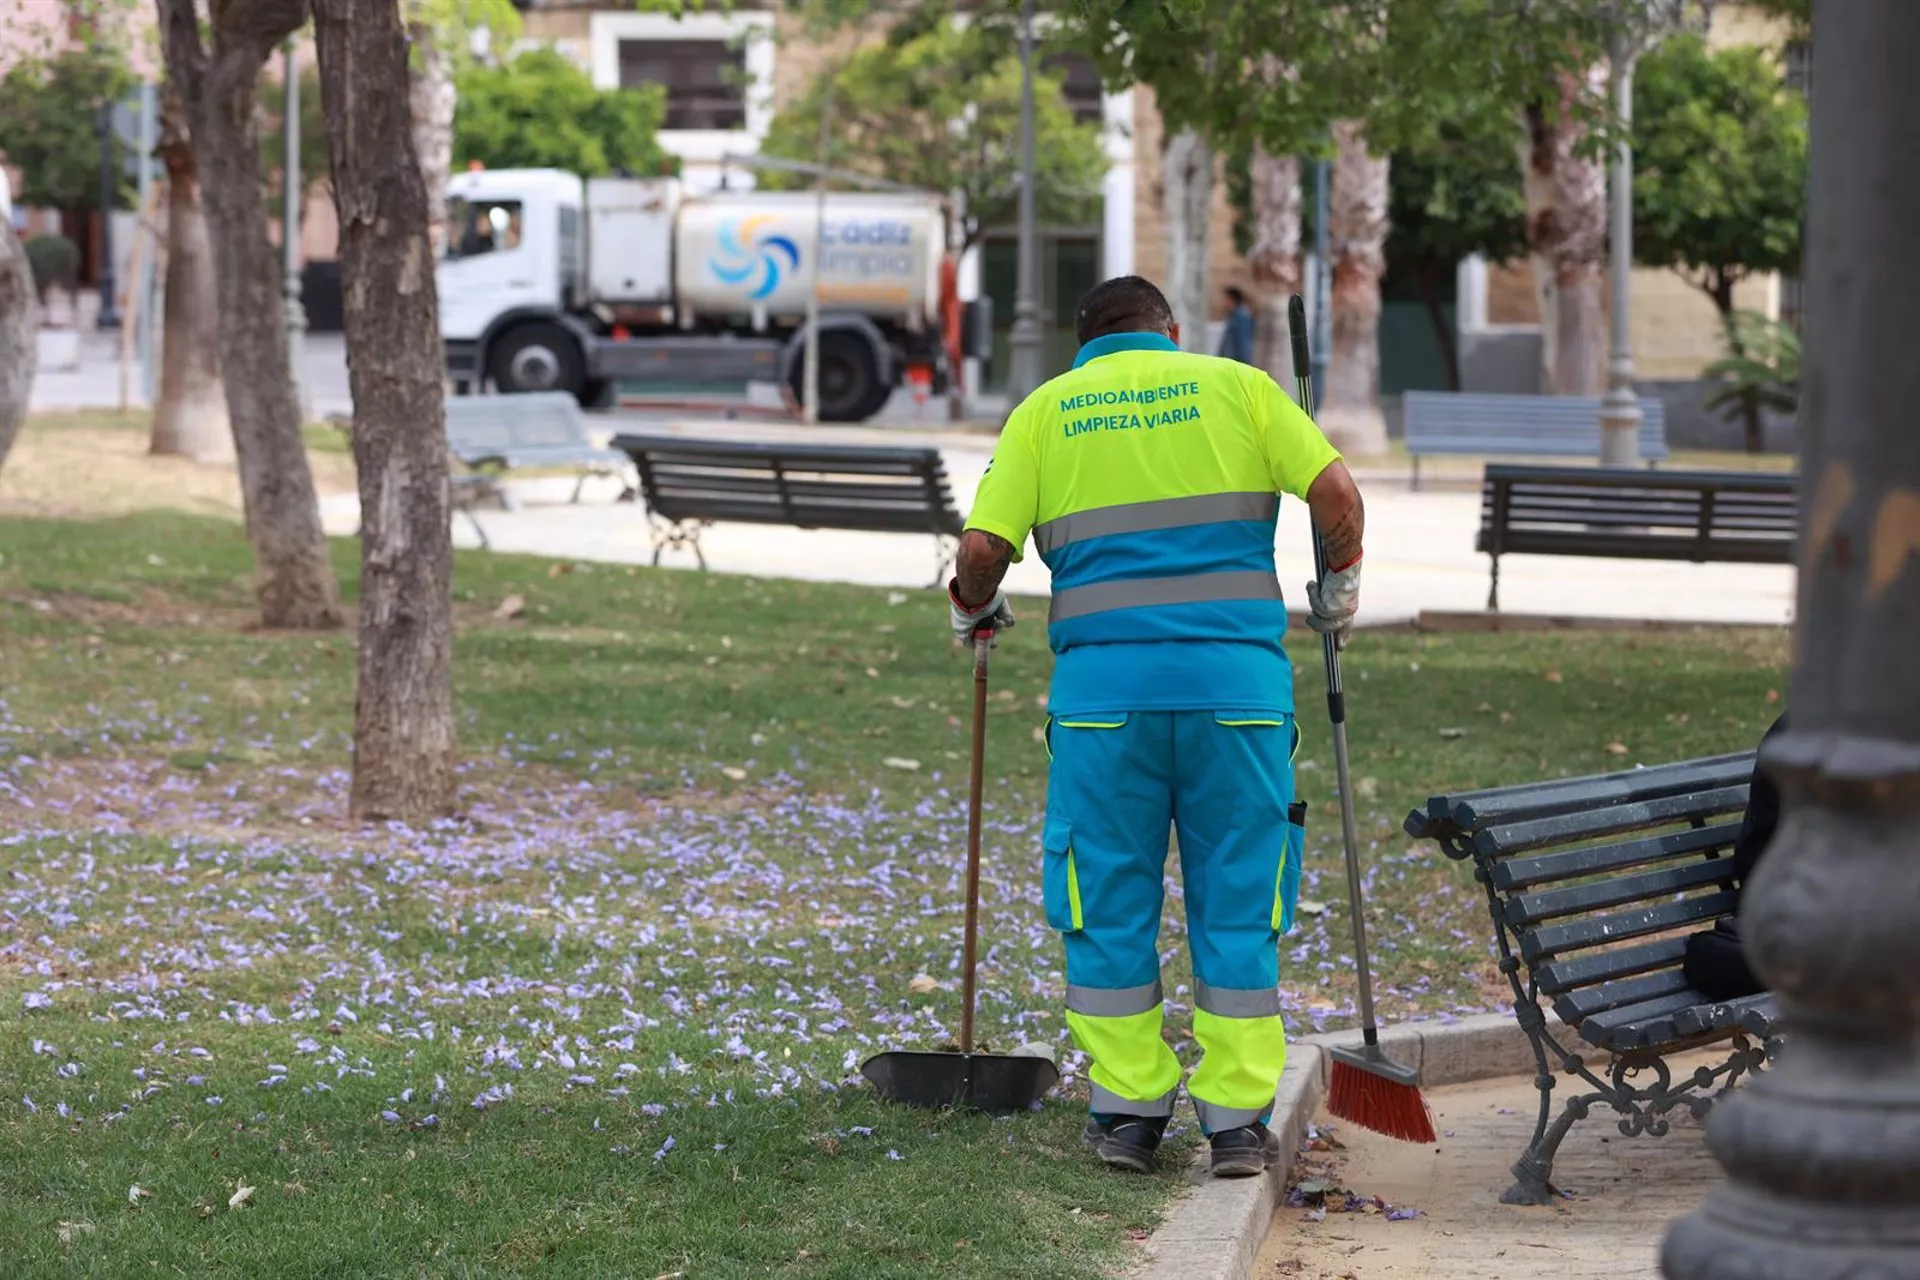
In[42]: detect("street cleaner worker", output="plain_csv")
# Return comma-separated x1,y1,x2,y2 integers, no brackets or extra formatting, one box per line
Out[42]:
946,276,1364,1178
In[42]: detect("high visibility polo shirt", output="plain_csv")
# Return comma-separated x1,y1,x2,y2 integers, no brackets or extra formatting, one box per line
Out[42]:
965,331,1340,713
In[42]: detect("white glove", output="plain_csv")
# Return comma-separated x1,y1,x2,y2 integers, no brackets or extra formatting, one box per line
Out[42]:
948,579,1016,646
1306,556,1361,649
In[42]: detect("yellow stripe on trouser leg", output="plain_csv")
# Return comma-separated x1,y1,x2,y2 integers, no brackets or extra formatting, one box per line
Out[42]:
1188,1005,1287,1134
1066,1006,1182,1117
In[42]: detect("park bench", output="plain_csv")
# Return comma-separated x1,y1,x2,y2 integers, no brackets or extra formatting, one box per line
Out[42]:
444,392,634,503
609,434,965,583
1402,391,1669,490
1404,752,1781,1205
1478,464,1799,610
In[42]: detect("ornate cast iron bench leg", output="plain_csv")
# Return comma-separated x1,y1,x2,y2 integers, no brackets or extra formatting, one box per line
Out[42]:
648,517,709,570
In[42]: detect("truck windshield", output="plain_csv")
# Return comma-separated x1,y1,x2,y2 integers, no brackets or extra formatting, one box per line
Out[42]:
444,197,523,260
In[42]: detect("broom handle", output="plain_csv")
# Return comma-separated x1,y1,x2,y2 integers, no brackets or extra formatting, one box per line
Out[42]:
959,626,992,1055
1290,297,1383,1048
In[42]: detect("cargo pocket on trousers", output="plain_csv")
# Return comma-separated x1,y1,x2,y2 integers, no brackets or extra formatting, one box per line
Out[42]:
1274,801,1307,935
1042,813,1084,934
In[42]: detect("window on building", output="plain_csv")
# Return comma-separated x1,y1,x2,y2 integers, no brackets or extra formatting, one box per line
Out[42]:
619,39,747,131
1042,51,1106,127
1784,40,1811,100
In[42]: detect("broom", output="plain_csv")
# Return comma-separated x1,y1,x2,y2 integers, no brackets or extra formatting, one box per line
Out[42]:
1288,296,1436,1145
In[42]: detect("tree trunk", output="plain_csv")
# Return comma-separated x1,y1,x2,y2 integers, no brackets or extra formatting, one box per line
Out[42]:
314,0,456,821
0,218,35,473
1415,265,1461,391
150,87,233,463
406,23,456,256
156,0,343,630
1520,70,1608,397
1708,268,1765,453
1161,127,1213,352
1246,145,1302,390
1321,119,1390,457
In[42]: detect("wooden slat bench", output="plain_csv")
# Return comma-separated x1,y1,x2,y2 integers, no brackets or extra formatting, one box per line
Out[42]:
1404,752,1781,1205
609,434,965,584
1478,464,1799,610
444,393,634,503
1402,391,1669,490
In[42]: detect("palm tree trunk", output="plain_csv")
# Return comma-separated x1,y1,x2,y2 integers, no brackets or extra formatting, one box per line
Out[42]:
0,218,35,473
407,23,457,255
150,86,233,463
1161,127,1213,352
1246,146,1302,388
1321,119,1390,456
1521,68,1608,396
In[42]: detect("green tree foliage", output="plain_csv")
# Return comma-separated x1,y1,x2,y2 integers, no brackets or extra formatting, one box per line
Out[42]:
756,17,1106,251
1633,33,1807,315
1384,109,1527,388
1633,33,1806,451
0,45,135,210
1067,0,1606,160
452,47,676,177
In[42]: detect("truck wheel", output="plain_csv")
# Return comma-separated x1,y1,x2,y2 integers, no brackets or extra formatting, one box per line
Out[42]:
791,332,881,422
489,323,584,398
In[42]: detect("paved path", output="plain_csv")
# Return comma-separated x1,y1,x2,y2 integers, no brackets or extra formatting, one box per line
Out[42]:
319,412,1794,627
1258,1062,1723,1279
35,336,1794,625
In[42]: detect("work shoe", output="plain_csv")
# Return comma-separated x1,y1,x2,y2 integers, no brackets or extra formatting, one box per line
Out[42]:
1082,1114,1168,1174
1208,1123,1282,1178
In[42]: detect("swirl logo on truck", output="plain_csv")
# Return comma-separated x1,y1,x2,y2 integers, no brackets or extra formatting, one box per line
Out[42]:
708,215,800,300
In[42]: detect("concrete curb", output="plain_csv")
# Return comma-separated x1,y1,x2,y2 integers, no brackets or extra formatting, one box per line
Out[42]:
1132,1012,1558,1279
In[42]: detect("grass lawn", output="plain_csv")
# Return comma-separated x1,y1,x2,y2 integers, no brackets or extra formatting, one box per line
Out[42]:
0,511,1788,1278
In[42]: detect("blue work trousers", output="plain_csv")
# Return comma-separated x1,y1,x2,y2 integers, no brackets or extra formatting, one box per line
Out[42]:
1044,710,1304,1134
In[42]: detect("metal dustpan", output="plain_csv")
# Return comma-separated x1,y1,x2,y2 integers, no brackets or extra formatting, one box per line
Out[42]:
861,628,1060,1114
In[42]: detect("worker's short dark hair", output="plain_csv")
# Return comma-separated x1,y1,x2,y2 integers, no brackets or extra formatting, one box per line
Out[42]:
1075,275,1176,345
1225,285,1247,305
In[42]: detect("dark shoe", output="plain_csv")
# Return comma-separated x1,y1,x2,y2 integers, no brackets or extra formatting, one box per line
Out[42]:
1209,1123,1281,1178
1082,1114,1167,1174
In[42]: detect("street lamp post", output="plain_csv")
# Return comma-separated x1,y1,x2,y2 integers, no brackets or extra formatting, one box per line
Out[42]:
1310,155,1330,408
1598,29,1642,466
96,102,121,331
282,42,309,421
1004,0,1044,407
1661,2,1920,1274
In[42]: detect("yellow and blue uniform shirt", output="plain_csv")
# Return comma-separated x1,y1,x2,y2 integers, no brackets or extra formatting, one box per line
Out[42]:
965,331,1339,713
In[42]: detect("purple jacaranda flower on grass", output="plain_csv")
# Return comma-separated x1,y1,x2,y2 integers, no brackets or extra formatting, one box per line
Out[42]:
652,1136,675,1163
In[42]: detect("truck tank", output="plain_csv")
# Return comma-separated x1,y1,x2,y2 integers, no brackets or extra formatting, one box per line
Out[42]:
672,192,946,329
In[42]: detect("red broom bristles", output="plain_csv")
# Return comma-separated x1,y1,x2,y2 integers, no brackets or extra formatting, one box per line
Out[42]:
1327,1061,1438,1144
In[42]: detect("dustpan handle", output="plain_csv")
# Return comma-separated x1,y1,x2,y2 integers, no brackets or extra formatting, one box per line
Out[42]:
959,626,992,1055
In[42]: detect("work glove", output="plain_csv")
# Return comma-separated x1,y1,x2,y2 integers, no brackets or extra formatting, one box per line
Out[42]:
1305,555,1361,650
948,579,1016,647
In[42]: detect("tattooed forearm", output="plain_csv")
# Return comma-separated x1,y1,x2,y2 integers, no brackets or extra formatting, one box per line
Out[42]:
955,530,1015,603
1307,463,1365,569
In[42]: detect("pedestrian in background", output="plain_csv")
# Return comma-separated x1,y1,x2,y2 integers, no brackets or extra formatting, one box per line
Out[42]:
1218,286,1256,365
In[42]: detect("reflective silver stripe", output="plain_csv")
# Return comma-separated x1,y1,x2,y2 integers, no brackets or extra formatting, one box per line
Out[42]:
1050,569,1284,625
1193,1098,1271,1133
1091,1082,1178,1118
1193,981,1283,1019
1033,491,1279,555
1067,981,1164,1018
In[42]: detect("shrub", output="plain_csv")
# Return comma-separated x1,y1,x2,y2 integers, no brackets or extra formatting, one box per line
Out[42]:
23,233,80,306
